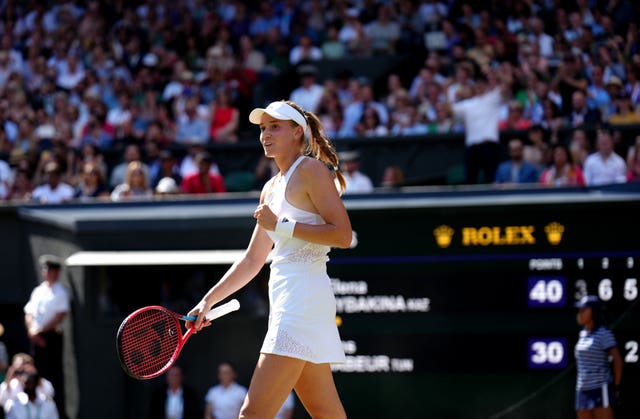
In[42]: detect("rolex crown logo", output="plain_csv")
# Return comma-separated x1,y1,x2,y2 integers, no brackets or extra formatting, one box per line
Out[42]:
544,222,565,245
434,225,454,248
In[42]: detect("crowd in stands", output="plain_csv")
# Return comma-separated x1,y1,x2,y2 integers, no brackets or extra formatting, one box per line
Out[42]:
1,0,640,203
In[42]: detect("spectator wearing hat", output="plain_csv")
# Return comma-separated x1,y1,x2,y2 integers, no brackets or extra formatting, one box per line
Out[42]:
608,91,640,126
180,152,226,195
31,161,74,204
339,151,373,194
289,64,324,114
24,254,71,418
155,177,180,196
574,295,623,418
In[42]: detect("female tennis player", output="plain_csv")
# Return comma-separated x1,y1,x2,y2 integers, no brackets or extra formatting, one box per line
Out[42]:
187,100,351,418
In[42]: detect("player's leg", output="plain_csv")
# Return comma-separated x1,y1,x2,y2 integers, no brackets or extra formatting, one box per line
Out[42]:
294,361,346,419
239,353,304,419
592,407,614,419
577,410,594,419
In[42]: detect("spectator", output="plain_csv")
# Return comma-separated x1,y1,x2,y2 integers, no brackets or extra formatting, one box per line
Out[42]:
383,73,410,113
569,128,592,169
155,177,181,196
321,24,347,60
151,150,182,190
583,128,627,186
494,138,540,185
0,157,12,200
451,65,513,184
176,96,210,145
209,87,240,144
180,152,226,195
8,168,33,202
625,135,640,170
289,64,324,114
551,53,589,118
365,5,401,55
149,365,202,419
31,161,74,204
381,165,405,188
110,161,154,201
0,323,7,382
74,161,110,201
338,151,374,194
3,371,59,419
567,90,602,129
203,362,247,419
523,125,552,171
608,91,640,126
338,9,372,58
289,34,323,65
0,353,55,410
627,143,640,182
586,63,613,120
24,255,70,418
499,100,533,131
357,107,389,137
540,143,586,187
109,144,149,189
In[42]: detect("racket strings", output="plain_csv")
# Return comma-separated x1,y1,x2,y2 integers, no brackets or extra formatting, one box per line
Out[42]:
117,309,180,378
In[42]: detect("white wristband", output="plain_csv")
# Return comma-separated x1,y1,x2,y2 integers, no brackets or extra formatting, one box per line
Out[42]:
275,218,296,238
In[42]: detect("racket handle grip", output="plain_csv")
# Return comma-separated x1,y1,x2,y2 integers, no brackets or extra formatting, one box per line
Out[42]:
183,299,240,322
205,299,241,321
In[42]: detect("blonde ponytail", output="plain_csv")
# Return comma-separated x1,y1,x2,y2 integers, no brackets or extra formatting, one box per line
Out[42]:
284,100,346,194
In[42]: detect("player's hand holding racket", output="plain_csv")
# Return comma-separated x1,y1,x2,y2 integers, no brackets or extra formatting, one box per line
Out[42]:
116,299,240,380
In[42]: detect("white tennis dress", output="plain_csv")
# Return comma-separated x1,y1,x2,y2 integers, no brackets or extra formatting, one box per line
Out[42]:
261,156,345,364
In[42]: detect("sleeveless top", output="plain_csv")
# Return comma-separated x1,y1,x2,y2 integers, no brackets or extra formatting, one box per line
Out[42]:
265,156,330,266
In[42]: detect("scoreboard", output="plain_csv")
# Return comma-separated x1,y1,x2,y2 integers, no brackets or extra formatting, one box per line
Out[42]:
327,191,640,419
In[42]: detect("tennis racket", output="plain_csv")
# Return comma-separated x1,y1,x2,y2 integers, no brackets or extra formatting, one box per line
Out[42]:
116,299,240,380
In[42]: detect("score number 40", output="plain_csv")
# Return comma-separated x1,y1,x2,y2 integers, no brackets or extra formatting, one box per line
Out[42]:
528,277,638,306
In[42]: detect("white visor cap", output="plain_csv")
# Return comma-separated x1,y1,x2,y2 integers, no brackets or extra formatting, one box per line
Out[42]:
249,101,308,134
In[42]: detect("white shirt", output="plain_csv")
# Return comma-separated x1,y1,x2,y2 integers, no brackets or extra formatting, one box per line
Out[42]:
165,388,183,419
289,84,324,114
452,87,503,146
204,382,247,419
4,392,59,419
24,281,70,333
583,152,627,186
31,183,75,204
343,171,374,194
0,159,12,199
0,378,55,406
